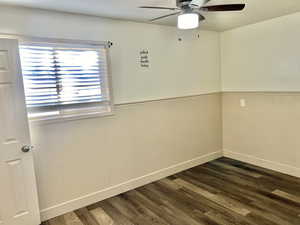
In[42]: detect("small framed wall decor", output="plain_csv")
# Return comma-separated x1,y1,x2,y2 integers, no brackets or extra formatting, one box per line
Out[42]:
140,49,150,68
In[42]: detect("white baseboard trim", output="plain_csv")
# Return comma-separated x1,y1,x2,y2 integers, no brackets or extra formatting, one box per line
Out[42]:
40,150,222,221
223,150,300,178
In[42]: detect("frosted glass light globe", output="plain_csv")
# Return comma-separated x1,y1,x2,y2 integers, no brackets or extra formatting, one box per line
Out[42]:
177,13,199,30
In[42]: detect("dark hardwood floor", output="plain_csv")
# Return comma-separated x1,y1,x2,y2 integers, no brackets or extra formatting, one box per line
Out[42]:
43,157,300,225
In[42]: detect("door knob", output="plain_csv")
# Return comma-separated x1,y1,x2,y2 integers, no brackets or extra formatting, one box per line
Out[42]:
21,145,33,153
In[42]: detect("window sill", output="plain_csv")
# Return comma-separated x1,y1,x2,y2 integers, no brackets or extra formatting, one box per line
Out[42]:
28,108,114,125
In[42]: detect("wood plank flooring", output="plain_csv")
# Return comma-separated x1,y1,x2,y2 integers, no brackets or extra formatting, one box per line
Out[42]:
43,157,300,225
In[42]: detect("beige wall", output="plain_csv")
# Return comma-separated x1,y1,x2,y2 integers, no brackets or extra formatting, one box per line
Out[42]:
223,92,300,177
221,12,300,177
0,6,221,104
221,12,300,92
32,94,222,218
0,6,222,220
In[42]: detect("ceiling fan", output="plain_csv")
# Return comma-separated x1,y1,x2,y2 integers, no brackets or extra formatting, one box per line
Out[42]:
140,0,245,29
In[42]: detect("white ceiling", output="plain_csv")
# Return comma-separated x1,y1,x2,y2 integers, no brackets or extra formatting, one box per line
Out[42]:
0,0,300,31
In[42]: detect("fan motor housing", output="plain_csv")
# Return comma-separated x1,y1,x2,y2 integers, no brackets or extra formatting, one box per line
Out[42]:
177,0,194,10
176,0,192,7
177,0,210,8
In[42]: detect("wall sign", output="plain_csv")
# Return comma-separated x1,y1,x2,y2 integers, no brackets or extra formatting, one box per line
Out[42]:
140,50,149,68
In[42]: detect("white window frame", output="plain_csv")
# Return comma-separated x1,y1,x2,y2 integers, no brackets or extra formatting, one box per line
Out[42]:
18,37,114,123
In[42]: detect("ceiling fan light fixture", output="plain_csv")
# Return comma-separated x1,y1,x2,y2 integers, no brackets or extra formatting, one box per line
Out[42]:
177,13,199,30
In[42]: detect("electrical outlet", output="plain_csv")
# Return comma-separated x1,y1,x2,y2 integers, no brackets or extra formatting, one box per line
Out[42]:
240,99,246,107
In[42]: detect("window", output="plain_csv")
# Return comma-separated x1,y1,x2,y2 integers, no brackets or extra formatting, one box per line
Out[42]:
19,40,113,121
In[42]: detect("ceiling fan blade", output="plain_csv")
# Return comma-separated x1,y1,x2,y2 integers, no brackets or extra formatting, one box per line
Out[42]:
150,12,181,22
201,4,245,12
140,6,179,10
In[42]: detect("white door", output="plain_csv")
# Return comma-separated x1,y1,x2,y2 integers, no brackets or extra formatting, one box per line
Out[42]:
0,39,40,225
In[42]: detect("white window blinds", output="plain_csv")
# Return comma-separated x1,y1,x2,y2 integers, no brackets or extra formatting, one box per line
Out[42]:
19,41,112,120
